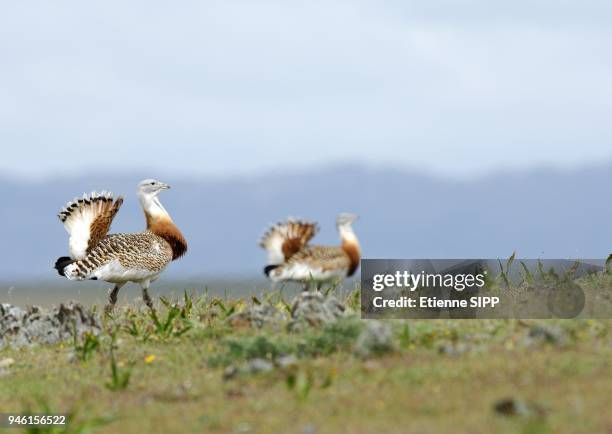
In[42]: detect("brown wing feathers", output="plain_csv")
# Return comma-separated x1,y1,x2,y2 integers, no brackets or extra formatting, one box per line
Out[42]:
260,220,319,263
281,221,318,260
58,192,125,259
87,196,123,252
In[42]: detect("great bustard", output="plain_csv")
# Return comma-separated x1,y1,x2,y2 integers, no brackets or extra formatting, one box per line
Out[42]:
259,213,360,289
54,179,187,313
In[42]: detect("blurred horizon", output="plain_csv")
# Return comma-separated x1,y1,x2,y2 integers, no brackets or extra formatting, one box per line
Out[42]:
3,157,612,183
1,161,611,282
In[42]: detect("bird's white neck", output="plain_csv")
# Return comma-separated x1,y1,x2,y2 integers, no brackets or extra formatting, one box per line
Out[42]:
138,191,187,260
338,224,358,245
338,223,360,276
139,193,172,223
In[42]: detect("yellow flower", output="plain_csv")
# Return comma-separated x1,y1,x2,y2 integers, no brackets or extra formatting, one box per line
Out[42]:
145,354,156,364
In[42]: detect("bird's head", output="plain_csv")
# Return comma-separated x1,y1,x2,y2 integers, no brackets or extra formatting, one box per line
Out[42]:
138,179,171,221
138,179,170,198
336,212,358,229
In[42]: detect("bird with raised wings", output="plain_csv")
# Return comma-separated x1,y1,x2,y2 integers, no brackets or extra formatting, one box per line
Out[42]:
260,213,361,290
54,179,187,313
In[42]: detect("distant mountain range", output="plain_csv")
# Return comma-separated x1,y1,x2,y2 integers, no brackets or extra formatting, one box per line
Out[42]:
1,163,610,280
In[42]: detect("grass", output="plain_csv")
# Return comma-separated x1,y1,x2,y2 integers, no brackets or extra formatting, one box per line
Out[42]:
0,288,610,434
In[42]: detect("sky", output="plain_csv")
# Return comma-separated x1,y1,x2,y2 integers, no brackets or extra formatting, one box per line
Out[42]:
1,1,611,180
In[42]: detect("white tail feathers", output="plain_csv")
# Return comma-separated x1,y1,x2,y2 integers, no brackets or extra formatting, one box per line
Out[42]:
259,219,318,265
58,191,122,259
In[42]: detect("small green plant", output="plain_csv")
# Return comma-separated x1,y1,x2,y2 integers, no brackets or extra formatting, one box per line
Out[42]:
562,261,581,281
279,297,292,314
150,304,192,338
520,261,534,285
605,254,612,275
125,317,140,337
122,308,152,342
286,369,313,401
537,260,546,281
498,252,516,289
182,290,194,316
399,323,411,349
533,259,562,284
345,285,361,310
546,266,560,282
105,332,132,391
323,280,340,297
419,331,436,349
506,252,516,272
210,298,237,320
413,323,437,349
71,322,100,362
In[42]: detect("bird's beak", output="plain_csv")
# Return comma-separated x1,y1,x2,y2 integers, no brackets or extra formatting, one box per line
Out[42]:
159,182,171,190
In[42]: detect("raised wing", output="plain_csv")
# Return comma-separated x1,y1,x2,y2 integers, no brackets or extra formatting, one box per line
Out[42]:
259,219,319,264
58,191,124,259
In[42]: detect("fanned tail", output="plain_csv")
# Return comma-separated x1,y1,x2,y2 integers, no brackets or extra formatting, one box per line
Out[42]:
58,191,123,259
259,219,318,265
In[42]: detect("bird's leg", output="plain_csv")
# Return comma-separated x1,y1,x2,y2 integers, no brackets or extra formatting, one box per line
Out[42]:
142,289,154,310
105,283,125,315
140,279,155,311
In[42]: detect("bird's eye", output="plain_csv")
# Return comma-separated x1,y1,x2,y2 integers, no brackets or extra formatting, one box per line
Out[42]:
150,182,155,185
